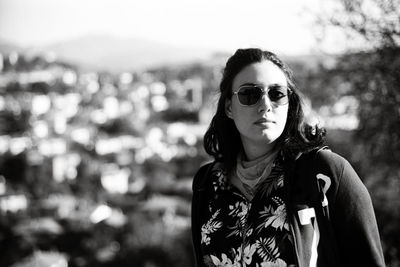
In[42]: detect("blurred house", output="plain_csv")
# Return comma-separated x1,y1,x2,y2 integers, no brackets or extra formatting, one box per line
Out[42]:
0,193,28,213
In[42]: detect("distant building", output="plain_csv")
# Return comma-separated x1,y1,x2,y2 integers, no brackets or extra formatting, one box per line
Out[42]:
183,78,202,108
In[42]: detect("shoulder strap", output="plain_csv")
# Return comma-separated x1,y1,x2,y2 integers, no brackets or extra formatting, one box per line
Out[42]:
287,146,342,266
292,145,332,219
314,146,332,220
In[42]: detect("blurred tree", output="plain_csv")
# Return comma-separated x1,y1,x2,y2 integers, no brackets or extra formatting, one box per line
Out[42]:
160,106,199,123
314,0,400,265
0,152,27,185
319,0,400,49
29,82,51,94
314,0,400,165
0,109,31,135
333,49,400,165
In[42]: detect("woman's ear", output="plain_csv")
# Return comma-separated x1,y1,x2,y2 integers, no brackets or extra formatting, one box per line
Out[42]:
225,98,233,119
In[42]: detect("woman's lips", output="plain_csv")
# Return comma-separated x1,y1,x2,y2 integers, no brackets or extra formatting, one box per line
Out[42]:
254,118,274,125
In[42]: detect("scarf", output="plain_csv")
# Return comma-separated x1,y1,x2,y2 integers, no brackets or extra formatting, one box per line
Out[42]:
234,150,278,198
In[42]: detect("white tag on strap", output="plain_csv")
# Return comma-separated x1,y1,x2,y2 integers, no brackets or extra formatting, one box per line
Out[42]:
298,207,316,225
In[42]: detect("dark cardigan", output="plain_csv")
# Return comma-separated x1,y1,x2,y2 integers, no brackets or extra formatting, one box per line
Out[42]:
191,149,385,267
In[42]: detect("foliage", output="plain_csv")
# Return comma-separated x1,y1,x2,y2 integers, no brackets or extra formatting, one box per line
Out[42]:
321,48,400,166
313,1,400,265
316,0,400,50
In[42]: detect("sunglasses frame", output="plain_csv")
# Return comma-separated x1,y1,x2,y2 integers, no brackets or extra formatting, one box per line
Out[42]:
232,84,292,107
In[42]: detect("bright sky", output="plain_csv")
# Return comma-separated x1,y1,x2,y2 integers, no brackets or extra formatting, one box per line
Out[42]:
0,0,335,55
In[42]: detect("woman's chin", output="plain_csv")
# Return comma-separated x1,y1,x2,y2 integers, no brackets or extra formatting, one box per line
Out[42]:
251,132,280,145
259,130,281,142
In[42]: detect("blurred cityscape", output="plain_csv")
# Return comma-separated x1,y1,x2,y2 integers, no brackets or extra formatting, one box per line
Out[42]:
0,49,226,267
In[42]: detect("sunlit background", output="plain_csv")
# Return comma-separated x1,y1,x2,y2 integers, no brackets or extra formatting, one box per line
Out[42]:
0,0,399,266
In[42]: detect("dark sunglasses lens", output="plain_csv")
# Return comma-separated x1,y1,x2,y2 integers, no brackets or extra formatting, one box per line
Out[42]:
268,87,289,103
238,86,262,105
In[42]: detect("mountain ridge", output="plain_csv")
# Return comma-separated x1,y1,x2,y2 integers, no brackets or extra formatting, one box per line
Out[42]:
0,34,219,72
0,35,326,72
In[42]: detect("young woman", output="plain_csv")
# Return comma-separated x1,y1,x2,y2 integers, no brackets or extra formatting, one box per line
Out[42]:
191,48,385,267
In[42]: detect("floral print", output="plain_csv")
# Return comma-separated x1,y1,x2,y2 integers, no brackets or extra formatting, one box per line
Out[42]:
257,197,289,233
210,253,236,267
229,202,250,223
200,159,295,267
202,209,223,245
255,237,279,262
243,244,258,265
256,258,287,267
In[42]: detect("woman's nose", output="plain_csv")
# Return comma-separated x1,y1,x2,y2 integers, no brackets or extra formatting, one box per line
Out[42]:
258,94,273,112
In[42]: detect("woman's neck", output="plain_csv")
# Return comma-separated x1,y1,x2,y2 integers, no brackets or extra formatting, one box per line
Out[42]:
242,140,278,161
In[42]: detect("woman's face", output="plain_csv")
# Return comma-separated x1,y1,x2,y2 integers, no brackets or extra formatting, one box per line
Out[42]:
225,60,289,149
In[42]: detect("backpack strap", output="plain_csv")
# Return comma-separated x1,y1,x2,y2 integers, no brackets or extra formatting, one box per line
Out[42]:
296,146,340,265
314,146,332,220
290,146,331,217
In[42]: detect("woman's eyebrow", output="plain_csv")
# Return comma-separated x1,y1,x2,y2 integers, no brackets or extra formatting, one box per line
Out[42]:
238,82,285,88
238,82,258,87
268,83,286,88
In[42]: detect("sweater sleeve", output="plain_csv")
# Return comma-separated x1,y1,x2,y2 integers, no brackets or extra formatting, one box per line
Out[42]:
191,163,213,267
331,156,385,267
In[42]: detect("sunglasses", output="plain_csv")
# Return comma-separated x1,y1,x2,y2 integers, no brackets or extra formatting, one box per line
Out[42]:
233,84,291,107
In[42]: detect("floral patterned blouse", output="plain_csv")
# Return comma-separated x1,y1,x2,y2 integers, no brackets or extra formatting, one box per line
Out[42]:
200,157,296,267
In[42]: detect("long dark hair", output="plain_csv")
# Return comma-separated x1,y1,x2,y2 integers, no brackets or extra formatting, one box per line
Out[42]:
204,48,325,173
